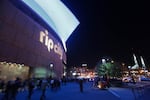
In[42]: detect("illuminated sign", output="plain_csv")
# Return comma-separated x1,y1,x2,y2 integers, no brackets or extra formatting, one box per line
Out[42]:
22,0,80,51
40,30,63,59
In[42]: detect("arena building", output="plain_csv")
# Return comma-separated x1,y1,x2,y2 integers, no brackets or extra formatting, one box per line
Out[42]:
0,0,79,81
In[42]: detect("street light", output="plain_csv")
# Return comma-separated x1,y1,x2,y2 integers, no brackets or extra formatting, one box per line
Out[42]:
50,63,53,68
50,63,53,77
128,66,131,76
102,59,106,64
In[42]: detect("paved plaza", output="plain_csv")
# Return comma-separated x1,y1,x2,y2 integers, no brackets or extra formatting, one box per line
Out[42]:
0,81,150,100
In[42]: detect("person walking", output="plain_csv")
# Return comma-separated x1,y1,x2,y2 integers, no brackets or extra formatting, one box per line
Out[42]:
40,79,47,100
79,79,83,92
3,81,12,100
28,79,34,100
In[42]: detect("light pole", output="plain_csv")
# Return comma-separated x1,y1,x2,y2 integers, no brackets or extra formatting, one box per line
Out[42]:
128,66,131,76
50,63,53,78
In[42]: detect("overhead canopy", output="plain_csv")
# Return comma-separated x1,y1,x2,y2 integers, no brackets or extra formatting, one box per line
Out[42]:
22,0,80,50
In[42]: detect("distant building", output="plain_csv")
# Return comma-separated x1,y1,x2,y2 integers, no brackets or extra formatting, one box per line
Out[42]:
68,66,96,79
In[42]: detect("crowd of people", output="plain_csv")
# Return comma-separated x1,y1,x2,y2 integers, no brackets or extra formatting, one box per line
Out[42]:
0,77,66,100
0,75,111,100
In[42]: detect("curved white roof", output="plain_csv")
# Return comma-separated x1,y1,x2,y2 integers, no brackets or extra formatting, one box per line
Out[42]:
22,0,80,51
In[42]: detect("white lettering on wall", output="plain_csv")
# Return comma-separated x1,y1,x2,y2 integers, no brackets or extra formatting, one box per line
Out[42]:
54,43,63,59
40,30,63,59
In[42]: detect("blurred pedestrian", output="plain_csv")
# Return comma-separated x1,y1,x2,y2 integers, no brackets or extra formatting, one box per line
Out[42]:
0,79,5,93
3,81,12,100
28,79,34,100
40,79,47,100
79,79,83,92
11,77,21,100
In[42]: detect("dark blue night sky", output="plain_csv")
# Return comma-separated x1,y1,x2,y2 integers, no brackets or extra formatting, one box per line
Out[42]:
62,0,150,67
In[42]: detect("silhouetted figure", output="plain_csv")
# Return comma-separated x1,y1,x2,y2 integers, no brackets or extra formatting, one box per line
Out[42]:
11,82,18,100
62,76,67,85
79,79,83,92
0,79,5,92
40,79,47,100
55,79,61,90
50,78,61,91
3,81,12,100
11,78,21,100
28,79,34,100
38,79,42,89
50,79,54,90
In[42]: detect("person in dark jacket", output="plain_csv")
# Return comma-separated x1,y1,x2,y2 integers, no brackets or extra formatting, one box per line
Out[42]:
79,79,83,92
28,79,34,100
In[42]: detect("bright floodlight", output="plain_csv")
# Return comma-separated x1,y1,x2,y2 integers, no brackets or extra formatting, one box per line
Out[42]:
102,59,106,63
22,0,80,50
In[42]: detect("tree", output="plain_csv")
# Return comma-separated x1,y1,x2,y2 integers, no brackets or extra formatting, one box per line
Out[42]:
96,61,122,78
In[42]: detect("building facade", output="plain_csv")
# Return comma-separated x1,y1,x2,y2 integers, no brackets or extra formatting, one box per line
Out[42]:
0,0,67,81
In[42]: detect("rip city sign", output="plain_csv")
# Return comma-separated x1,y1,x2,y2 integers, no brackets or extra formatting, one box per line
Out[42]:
39,30,63,59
